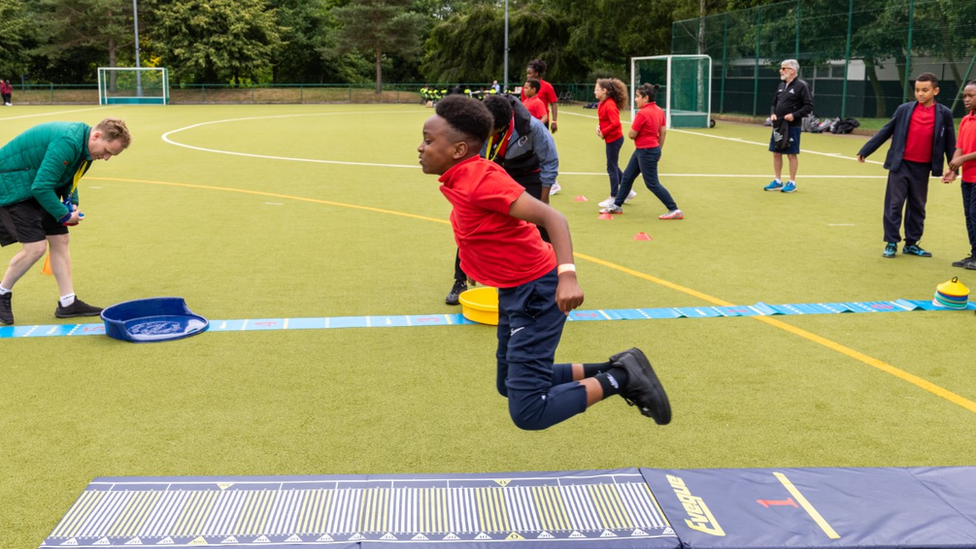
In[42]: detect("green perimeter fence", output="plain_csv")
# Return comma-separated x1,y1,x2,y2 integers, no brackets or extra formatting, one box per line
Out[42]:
4,82,600,106
672,0,976,120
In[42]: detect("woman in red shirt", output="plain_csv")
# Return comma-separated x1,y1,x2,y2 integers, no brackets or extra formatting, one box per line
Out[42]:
594,78,635,209
599,83,682,220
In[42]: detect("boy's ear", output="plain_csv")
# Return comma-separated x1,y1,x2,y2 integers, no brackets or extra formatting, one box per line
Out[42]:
934,86,940,96
452,140,469,160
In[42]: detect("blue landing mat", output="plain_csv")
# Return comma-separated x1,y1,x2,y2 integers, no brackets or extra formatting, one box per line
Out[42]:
642,467,976,549
41,467,976,548
4,299,974,340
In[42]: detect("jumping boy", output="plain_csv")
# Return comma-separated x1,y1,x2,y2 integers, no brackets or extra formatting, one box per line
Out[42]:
858,72,955,258
943,80,976,270
418,95,671,430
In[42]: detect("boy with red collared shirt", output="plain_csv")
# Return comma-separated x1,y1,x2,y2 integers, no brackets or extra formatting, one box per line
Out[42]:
944,80,976,270
418,95,671,431
522,79,548,124
858,72,956,258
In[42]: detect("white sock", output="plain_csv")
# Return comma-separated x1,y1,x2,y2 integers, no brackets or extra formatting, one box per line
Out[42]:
774,178,782,183
59,294,76,307
0,285,10,295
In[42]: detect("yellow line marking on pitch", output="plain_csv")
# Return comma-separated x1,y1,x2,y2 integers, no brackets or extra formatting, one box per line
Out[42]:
773,472,840,539
92,177,976,416
576,251,976,415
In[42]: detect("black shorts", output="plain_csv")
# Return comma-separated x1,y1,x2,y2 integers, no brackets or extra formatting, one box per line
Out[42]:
0,198,68,247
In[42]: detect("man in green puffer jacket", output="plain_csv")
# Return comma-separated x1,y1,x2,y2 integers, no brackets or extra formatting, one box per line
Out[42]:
0,118,131,325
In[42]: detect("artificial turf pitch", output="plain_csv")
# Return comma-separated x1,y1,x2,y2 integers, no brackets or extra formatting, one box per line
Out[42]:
1,103,975,549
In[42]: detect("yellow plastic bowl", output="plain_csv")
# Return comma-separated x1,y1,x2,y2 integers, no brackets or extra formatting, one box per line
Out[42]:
458,287,499,325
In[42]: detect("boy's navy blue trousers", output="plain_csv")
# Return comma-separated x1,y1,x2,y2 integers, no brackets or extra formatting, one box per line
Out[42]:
883,159,930,245
495,269,587,430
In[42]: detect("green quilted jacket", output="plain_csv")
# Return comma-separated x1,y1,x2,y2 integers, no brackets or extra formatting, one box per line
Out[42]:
0,122,92,219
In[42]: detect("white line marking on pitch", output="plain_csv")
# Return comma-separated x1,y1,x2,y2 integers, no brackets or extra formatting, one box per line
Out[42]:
0,106,113,121
162,111,423,169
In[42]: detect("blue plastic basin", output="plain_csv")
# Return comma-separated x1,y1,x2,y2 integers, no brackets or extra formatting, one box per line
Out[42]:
101,297,209,343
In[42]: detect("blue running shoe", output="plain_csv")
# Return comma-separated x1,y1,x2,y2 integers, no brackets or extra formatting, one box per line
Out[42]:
883,243,897,258
764,180,784,191
781,181,796,193
903,244,932,257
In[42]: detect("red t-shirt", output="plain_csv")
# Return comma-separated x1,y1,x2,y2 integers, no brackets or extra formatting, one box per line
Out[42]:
523,96,547,121
598,98,623,143
631,102,665,149
439,156,556,288
958,111,976,182
904,102,935,164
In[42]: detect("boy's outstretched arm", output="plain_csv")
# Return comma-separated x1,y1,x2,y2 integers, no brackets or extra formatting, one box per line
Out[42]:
508,192,584,314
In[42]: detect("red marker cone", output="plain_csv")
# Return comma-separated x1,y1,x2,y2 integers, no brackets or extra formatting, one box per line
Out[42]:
574,195,588,202
598,213,615,220
41,254,53,275
632,232,653,240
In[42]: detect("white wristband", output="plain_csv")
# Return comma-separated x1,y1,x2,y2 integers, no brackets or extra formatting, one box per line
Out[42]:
557,263,576,275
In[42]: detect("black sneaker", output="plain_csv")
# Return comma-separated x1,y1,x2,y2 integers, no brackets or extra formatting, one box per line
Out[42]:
445,280,467,306
952,255,975,268
902,244,932,257
609,347,672,425
55,298,103,318
0,292,12,325
965,258,976,271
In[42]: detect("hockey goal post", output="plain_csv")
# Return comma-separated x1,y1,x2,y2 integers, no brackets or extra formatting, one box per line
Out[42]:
98,67,169,105
630,55,712,128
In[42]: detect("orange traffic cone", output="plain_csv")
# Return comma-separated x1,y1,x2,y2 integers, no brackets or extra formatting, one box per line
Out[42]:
632,232,653,240
41,254,53,275
598,212,615,220
574,195,588,202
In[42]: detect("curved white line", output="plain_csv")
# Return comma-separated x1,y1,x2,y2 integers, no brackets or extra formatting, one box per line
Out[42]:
161,110,423,169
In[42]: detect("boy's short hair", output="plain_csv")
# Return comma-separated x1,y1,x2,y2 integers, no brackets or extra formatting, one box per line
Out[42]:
483,96,514,131
966,80,976,88
96,118,131,148
524,79,540,92
434,95,494,145
916,72,939,86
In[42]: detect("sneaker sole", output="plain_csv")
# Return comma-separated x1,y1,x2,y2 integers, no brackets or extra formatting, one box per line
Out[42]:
611,348,672,425
55,311,102,318
763,187,783,191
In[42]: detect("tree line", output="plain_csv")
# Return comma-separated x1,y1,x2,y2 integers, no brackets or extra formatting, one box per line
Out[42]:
0,0,752,90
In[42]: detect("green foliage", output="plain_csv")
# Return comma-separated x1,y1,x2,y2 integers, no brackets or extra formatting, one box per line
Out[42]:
0,0,35,78
143,0,281,84
421,3,583,84
27,0,133,82
330,0,427,92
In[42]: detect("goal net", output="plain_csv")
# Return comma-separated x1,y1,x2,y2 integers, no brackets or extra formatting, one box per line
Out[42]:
630,55,711,128
98,67,169,105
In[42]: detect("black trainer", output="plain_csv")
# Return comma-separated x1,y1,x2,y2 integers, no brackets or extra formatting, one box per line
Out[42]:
0,292,12,325
445,280,467,306
610,347,672,425
55,298,103,318
952,255,975,268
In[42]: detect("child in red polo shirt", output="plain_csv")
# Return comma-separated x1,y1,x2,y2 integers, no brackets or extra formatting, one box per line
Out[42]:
522,79,548,124
945,80,976,270
858,72,956,258
595,78,637,209
599,83,682,220
418,95,671,431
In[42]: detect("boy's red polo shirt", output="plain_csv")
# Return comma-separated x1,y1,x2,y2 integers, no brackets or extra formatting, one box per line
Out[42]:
523,96,547,121
958,111,976,181
904,102,935,164
439,156,556,288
